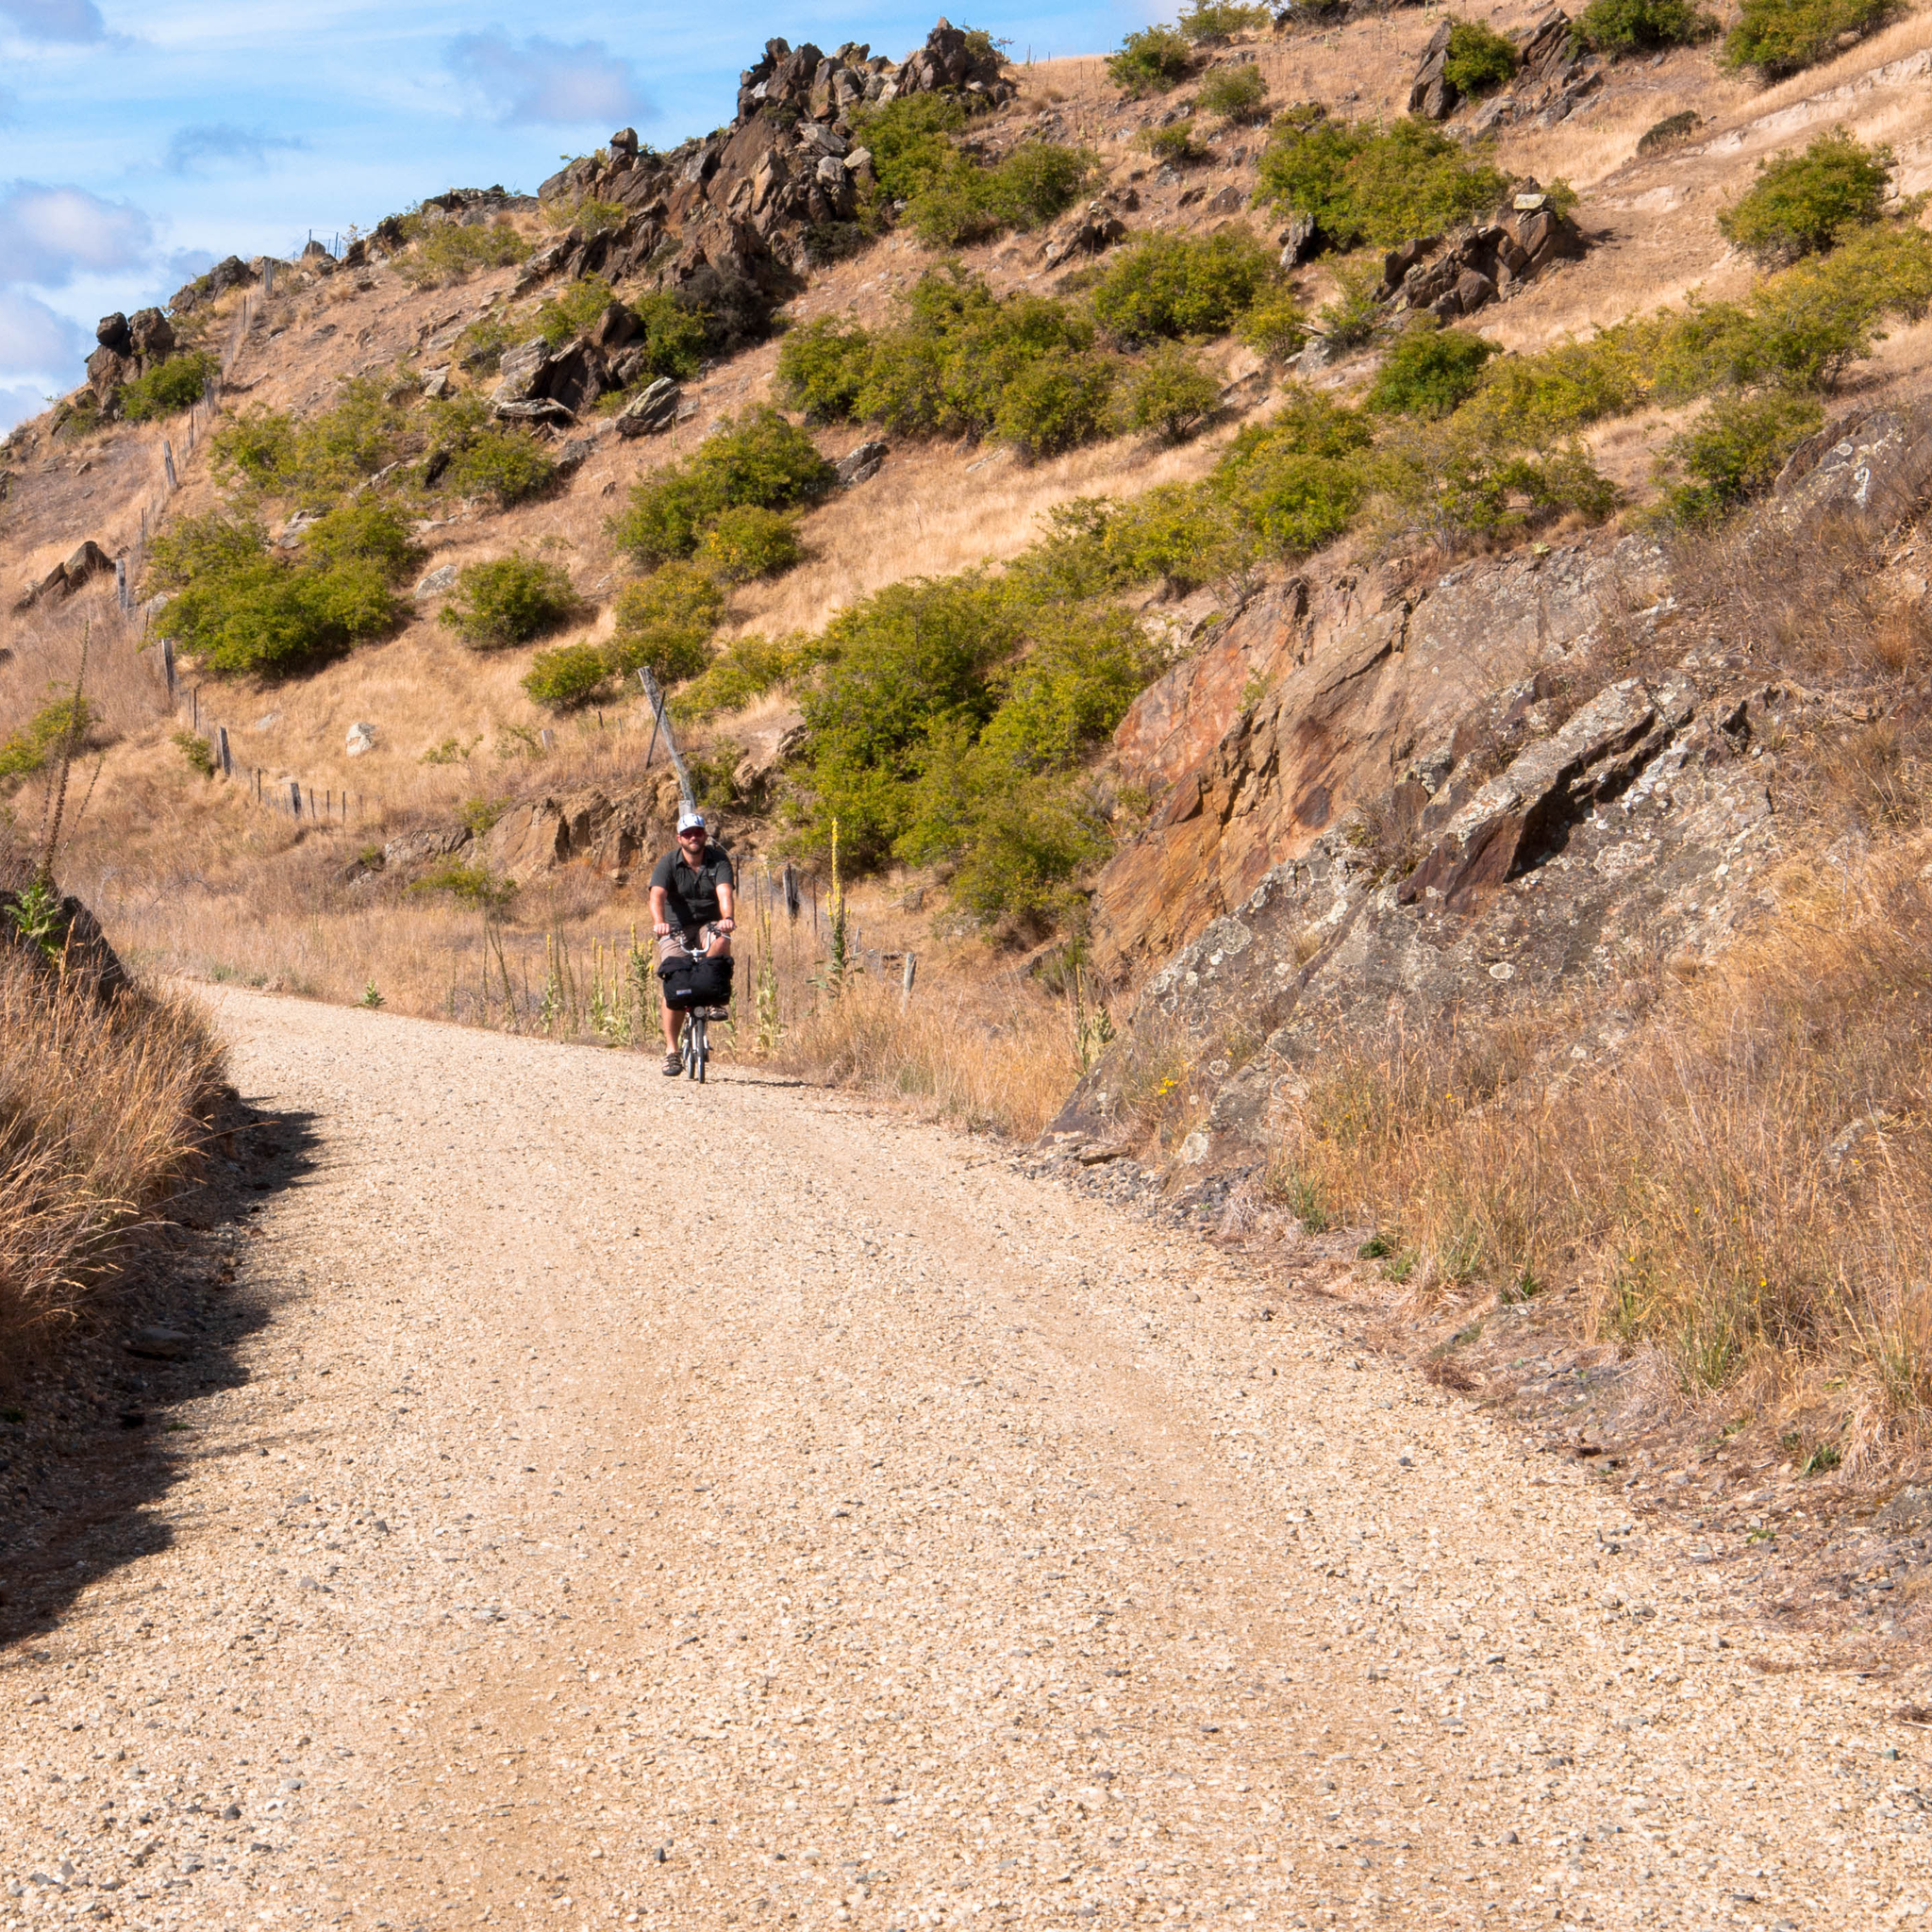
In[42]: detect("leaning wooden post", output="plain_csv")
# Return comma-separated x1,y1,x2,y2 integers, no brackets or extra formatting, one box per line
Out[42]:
217,725,231,777
902,953,917,1004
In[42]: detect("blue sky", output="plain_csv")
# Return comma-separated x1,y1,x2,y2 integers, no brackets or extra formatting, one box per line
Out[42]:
0,0,1153,430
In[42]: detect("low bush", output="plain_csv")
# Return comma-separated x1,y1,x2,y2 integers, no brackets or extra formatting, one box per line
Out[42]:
1177,0,1272,38
0,694,92,783
1718,128,1893,266
149,506,414,675
1638,108,1705,153
427,397,558,507
1238,286,1312,360
408,860,518,912
119,351,219,423
1092,225,1278,342
210,376,412,500
777,271,1116,457
1315,258,1388,348
1724,0,1892,76
1123,342,1223,441
522,641,614,709
1107,25,1196,93
610,408,833,566
606,564,724,683
679,631,822,719
534,276,708,375
695,505,805,583
1254,111,1512,249
1143,122,1208,166
437,553,579,649
1654,389,1824,525
396,217,530,289
1441,17,1518,94
1572,0,1718,51
1198,63,1270,123
173,728,218,777
1367,321,1499,417
852,96,1093,248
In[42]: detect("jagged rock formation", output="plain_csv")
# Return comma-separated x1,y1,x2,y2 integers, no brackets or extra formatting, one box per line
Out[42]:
1054,410,1932,1169
1379,192,1586,318
15,540,114,610
83,308,177,411
1473,9,1606,133
525,21,1011,321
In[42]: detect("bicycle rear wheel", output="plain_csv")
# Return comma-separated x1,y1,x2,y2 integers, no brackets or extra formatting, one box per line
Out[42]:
693,1014,708,1083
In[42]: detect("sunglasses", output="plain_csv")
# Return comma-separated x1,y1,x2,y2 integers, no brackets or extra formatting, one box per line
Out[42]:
678,827,706,837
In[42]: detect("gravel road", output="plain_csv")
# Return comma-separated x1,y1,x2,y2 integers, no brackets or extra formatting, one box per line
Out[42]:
3,990,1927,1930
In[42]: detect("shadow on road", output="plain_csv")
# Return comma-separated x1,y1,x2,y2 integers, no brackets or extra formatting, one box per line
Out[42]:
0,1096,320,1651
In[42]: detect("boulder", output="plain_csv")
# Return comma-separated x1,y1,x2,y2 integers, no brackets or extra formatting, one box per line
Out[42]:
1407,20,1457,118
128,308,175,359
85,344,134,405
835,439,888,486
414,562,459,598
345,723,377,758
612,376,683,439
0,888,128,999
380,825,472,872
491,338,553,407
421,366,453,400
95,311,133,356
1043,201,1128,266
1771,406,1932,530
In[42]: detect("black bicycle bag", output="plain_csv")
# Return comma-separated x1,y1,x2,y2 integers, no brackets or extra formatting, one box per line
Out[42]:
658,950,733,1009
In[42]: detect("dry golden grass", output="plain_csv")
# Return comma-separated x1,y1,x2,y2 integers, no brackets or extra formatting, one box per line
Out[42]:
1268,855,1932,1463
0,866,226,1351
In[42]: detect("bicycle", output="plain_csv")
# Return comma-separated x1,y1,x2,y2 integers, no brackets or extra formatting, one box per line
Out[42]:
676,1004,724,1082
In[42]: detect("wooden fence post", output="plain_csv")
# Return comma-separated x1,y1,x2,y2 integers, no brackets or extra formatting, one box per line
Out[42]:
217,725,231,777
289,779,302,816
902,953,917,1004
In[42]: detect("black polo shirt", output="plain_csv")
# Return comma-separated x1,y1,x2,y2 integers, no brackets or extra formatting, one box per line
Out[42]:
650,841,735,927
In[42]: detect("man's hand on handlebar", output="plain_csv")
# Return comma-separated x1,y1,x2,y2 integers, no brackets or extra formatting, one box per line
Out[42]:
714,918,735,934
653,920,672,937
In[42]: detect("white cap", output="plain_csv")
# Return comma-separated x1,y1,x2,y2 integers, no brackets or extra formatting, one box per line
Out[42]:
676,808,706,832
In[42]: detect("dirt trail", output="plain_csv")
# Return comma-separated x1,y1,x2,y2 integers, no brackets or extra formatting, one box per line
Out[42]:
2,991,1924,1929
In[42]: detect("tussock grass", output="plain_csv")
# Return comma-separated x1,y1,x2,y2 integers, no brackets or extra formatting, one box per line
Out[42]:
0,917,225,1349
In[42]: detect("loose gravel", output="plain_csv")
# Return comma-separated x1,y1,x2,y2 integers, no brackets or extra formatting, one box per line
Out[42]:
3,989,1928,1930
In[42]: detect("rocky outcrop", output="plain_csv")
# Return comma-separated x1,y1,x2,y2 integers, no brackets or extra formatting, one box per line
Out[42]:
1056,407,1932,1172
0,890,128,1000
84,307,178,409
15,540,114,609
514,20,1016,349
1377,193,1585,320
1470,9,1606,134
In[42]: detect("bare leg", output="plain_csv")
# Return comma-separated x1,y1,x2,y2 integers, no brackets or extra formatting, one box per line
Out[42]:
661,1001,680,1052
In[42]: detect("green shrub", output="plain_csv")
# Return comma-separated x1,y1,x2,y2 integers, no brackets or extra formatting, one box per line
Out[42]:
536,275,620,346
1717,128,1893,265
396,218,530,289
565,197,628,236
1375,417,1619,544
1124,343,1223,441
438,554,580,648
1108,25,1196,93
1092,225,1277,341
606,564,724,683
408,860,517,912
523,641,614,709
210,377,412,500
852,93,970,204
610,408,833,565
977,607,1158,772
429,399,558,507
149,508,411,675
679,631,814,719
1367,321,1500,417
1013,489,1242,599
1254,112,1512,249
301,497,423,578
776,270,1120,458
119,351,219,423
1212,387,1374,555
1143,122,1208,166
1315,258,1389,348
1724,0,1891,75
1572,0,1718,52
774,318,873,422
993,349,1120,458
1441,17,1518,94
1655,390,1824,525
1177,0,1273,38
1237,286,1311,360
695,505,805,582
173,729,218,778
0,694,92,782
1198,63,1270,123
629,291,711,379
456,310,517,375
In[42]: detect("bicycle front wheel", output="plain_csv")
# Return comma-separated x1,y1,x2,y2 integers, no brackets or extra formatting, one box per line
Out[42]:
694,1015,708,1083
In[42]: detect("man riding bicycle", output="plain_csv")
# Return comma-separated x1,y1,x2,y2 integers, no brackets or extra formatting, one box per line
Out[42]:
649,808,735,1075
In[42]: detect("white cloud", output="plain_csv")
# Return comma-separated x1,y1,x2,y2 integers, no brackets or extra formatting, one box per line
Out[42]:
164,123,308,174
445,28,650,127
0,287,84,373
0,380,52,431
0,0,105,42
0,181,152,287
